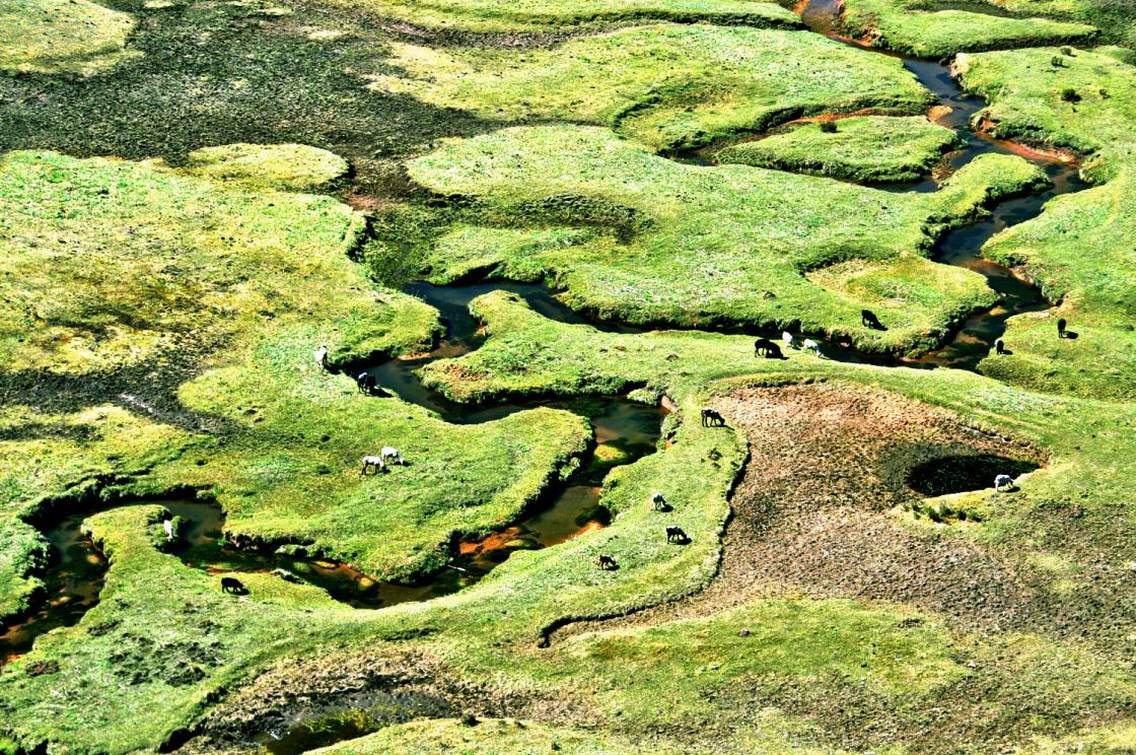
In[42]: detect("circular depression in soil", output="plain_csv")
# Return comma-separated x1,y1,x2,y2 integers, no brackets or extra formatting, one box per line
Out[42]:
907,454,1041,497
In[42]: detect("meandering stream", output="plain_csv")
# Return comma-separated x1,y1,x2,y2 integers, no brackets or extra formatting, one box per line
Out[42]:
1,1,1094,749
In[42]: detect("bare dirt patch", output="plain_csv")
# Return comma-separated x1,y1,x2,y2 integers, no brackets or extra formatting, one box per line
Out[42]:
558,381,1046,639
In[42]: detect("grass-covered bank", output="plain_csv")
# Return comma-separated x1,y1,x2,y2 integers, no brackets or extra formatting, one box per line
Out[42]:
955,46,1136,399
398,124,1046,356
0,0,139,76
715,114,964,182
370,24,933,152
838,0,1098,58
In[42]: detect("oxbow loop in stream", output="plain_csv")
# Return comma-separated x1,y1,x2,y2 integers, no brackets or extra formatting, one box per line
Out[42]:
1,399,666,665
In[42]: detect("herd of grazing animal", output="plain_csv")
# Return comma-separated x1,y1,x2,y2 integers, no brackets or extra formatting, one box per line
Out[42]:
597,490,693,571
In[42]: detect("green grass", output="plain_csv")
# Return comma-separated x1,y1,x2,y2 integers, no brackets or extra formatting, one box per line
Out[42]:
716,115,964,182
371,25,934,152
968,0,1136,47
955,46,1136,399
0,150,592,592
839,0,1098,58
404,124,1046,355
325,0,801,33
310,718,661,754
182,143,350,190
0,0,139,76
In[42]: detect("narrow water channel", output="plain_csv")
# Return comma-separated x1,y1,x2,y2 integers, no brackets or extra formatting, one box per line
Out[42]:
799,0,1088,368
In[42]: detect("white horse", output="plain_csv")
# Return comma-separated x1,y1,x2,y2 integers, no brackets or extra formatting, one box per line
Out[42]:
994,474,1014,491
314,345,329,371
360,455,385,474
802,338,823,357
381,446,406,466
162,519,175,542
782,331,797,349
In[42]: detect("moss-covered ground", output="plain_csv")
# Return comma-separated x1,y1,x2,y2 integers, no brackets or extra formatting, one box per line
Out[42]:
402,124,1044,355
839,0,1098,58
0,0,139,76
955,45,1136,399
715,114,964,182
370,25,933,152
3,0,1136,752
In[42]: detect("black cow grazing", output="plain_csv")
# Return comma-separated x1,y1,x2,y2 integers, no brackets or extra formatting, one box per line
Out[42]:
861,309,887,331
598,554,618,570
754,338,783,359
1057,318,1068,338
665,526,689,544
995,339,1007,355
221,576,247,595
651,492,670,511
355,372,377,395
701,408,726,427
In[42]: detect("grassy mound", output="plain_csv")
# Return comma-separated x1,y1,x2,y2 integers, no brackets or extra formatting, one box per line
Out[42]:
839,0,1098,58
716,115,963,183
0,0,138,76
981,0,1136,47
955,46,1136,399
404,124,1046,355
183,143,350,190
0,150,593,605
326,0,801,33
371,25,934,152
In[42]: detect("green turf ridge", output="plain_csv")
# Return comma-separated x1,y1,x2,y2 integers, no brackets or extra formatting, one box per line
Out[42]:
324,0,802,33
954,46,1136,399
949,0,1136,48
370,24,934,152
0,0,139,76
402,124,1048,356
181,143,350,191
838,0,1098,58
0,149,593,602
715,115,965,183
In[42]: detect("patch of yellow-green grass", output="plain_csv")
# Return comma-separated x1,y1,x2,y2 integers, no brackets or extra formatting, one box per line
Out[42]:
0,505,369,753
181,143,350,191
840,0,1098,58
957,45,1136,179
309,718,660,754
716,115,963,183
977,0,1136,47
324,0,801,34
0,149,428,377
0,0,139,76
371,25,934,152
0,151,591,591
955,46,1136,398
406,124,1046,355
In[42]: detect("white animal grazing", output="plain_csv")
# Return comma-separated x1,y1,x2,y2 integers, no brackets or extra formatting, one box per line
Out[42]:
802,338,823,357
314,345,329,371
162,519,174,542
360,454,385,475
994,474,1014,491
381,446,406,466
782,331,797,349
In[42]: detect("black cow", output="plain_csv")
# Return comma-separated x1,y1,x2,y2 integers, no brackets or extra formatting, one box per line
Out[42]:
861,309,887,331
1057,318,1068,338
665,526,689,544
597,554,618,570
355,372,378,395
221,576,247,595
700,408,726,427
995,339,1007,355
754,338,783,359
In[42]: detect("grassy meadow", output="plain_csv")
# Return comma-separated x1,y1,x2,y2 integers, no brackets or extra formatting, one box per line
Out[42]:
2,0,1136,752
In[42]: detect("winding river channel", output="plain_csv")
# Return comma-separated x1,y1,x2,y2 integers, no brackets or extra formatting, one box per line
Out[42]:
1,0,1093,748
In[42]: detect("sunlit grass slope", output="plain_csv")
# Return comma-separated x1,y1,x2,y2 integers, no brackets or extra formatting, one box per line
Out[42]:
0,0,138,76
372,25,934,152
839,0,1097,58
956,46,1136,399
716,115,963,182
404,124,1046,355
